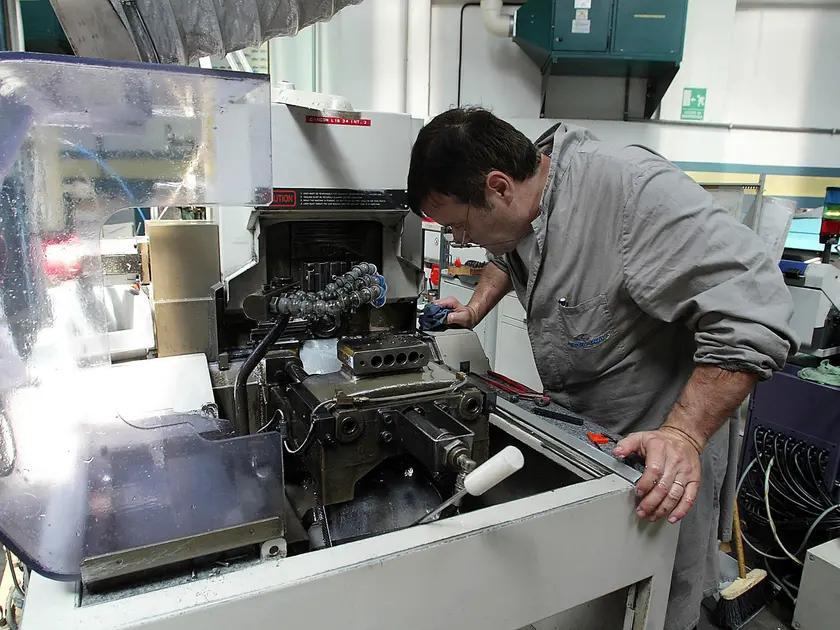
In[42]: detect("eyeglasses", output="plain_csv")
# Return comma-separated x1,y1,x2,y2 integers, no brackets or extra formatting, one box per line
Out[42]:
442,207,471,247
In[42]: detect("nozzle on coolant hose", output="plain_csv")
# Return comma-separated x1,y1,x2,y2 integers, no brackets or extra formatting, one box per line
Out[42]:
413,446,525,526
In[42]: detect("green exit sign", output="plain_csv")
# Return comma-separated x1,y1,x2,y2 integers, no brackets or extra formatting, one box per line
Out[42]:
681,87,706,121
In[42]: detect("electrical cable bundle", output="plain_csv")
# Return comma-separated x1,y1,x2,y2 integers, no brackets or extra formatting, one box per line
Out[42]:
736,427,840,603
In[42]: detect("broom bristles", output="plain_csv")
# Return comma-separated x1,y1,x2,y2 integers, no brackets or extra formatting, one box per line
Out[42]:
711,569,776,630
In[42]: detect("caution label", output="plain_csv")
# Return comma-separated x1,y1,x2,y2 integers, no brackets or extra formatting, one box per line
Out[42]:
267,188,409,210
305,115,371,127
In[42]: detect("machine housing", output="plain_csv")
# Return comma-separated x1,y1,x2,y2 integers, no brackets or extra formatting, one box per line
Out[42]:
0,54,680,630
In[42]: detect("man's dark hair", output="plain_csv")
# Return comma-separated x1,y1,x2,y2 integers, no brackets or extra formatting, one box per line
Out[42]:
407,107,540,216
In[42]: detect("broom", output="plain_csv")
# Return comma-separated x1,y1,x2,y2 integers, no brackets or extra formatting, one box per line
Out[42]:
711,502,776,629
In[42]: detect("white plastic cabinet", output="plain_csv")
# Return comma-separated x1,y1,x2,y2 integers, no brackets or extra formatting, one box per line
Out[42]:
422,222,441,265
439,280,545,391
494,294,544,392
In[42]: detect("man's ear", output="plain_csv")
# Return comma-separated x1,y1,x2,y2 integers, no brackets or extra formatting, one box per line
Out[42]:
485,171,514,203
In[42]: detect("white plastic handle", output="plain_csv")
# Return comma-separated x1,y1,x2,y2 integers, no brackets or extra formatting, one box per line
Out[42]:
463,446,525,496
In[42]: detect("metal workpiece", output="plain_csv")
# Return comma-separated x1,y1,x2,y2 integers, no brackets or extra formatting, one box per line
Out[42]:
337,334,431,376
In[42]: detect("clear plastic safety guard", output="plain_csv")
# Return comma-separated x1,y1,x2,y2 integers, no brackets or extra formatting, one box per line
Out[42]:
0,53,284,581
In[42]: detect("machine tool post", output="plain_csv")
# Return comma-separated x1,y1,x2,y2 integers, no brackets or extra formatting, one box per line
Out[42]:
285,362,309,384
233,314,291,435
455,451,477,474
449,448,476,508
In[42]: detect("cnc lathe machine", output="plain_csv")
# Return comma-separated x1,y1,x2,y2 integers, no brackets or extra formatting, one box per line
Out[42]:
0,53,678,630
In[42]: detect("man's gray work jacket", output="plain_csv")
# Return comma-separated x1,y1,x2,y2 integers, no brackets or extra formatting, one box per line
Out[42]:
491,123,797,436
489,123,798,630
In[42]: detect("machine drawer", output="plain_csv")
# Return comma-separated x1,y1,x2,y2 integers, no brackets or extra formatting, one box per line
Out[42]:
495,319,544,393
500,293,527,324
612,0,687,58
552,0,612,53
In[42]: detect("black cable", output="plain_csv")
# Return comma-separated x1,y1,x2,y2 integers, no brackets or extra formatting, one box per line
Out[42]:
456,3,522,108
5,549,23,595
456,3,477,107
233,314,291,435
764,557,797,604
785,439,827,507
753,430,821,516
773,436,823,513
740,428,840,571
807,445,834,505
765,463,815,514
753,428,768,474
791,443,823,496
796,451,833,511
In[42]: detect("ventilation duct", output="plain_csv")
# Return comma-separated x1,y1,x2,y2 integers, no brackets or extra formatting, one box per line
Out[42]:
49,0,365,65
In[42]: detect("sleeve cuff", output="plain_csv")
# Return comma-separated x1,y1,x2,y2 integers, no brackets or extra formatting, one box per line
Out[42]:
487,252,509,273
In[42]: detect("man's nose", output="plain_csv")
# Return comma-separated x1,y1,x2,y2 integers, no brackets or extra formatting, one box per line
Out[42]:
452,226,468,246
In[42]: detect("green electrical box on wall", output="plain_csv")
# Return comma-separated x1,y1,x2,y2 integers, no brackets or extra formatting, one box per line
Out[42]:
19,0,73,54
514,0,689,117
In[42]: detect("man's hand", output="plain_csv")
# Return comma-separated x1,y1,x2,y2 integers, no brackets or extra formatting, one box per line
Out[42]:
612,366,757,525
613,427,702,524
433,297,479,329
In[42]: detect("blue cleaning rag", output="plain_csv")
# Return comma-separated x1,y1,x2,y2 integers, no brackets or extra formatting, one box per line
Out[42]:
419,304,453,331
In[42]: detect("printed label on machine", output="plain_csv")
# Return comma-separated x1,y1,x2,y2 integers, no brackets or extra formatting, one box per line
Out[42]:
571,19,591,34
305,115,371,127
574,0,591,8
268,188,409,210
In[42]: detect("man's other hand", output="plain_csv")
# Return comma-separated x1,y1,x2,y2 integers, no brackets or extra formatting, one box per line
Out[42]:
433,297,477,329
613,428,702,524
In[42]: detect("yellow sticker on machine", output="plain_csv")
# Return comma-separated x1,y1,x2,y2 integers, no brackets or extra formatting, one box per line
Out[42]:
337,345,354,366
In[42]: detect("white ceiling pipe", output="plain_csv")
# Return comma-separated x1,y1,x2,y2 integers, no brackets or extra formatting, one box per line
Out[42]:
481,0,513,37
